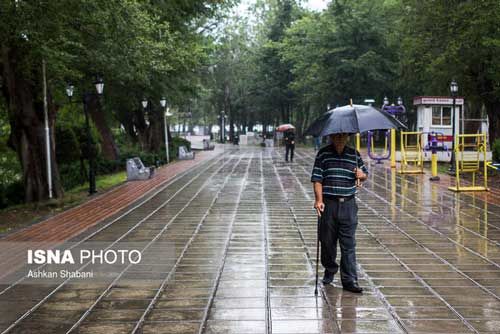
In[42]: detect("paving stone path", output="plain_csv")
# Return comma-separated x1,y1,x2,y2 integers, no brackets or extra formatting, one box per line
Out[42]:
0,146,499,333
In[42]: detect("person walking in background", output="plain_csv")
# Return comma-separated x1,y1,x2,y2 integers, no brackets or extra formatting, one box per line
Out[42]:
284,129,295,162
311,133,368,293
314,136,321,151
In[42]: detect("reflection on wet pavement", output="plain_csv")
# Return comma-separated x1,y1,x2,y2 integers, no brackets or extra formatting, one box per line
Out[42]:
0,147,499,333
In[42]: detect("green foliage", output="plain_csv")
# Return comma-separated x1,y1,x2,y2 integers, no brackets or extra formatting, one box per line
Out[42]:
169,137,192,158
55,123,80,165
0,181,24,209
493,139,500,163
59,161,86,191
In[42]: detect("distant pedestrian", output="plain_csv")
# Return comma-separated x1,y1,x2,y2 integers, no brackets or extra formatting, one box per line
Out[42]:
314,136,321,151
284,130,295,162
311,133,368,293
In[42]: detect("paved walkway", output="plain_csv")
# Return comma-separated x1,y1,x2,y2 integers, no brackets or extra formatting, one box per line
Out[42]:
0,148,222,280
0,146,499,333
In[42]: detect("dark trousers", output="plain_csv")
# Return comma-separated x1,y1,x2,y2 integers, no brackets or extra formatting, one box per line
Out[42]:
285,144,295,161
320,197,359,285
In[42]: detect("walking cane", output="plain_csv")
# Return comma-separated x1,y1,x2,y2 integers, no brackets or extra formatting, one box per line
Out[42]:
314,215,320,296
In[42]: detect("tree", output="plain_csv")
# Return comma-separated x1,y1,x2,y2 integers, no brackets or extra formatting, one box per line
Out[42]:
0,0,234,203
399,0,500,143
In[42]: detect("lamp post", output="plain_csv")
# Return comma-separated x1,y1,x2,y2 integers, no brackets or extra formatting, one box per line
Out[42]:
141,98,150,126
449,80,459,173
66,77,104,195
160,97,173,163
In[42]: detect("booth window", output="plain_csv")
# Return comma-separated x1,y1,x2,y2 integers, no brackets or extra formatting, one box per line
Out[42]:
432,106,452,126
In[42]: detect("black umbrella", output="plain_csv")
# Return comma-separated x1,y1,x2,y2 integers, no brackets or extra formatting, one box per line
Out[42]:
306,104,406,137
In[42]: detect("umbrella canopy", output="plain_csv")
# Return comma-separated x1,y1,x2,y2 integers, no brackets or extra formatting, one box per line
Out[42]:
305,104,406,137
276,124,295,132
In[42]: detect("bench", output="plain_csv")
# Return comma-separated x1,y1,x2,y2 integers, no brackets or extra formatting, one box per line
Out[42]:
126,157,155,181
178,146,195,160
203,139,215,151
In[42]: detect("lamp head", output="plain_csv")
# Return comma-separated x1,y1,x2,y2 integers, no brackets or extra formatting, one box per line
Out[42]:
66,83,74,98
94,76,104,95
450,80,458,95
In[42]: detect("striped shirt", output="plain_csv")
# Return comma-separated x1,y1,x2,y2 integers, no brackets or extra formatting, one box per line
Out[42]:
310,145,368,197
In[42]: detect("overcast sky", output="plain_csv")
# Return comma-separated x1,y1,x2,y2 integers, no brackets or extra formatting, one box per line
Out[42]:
236,0,330,14
304,0,330,11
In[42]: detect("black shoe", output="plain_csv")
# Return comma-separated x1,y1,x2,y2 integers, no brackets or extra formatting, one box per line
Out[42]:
343,283,363,293
322,270,334,284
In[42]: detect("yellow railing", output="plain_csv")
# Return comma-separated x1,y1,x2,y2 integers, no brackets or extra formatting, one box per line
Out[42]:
448,133,489,192
398,131,424,174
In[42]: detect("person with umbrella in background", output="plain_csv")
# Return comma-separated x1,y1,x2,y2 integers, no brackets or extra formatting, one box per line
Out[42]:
276,124,296,162
307,102,405,294
284,129,295,162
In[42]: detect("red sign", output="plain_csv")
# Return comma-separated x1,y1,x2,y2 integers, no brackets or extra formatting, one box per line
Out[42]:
414,96,464,106
428,134,453,142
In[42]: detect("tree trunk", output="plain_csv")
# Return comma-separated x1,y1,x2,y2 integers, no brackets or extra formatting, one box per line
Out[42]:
149,112,163,152
87,95,119,160
485,100,500,148
1,46,63,202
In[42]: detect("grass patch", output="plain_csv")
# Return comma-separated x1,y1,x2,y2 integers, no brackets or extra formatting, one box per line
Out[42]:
437,163,452,175
67,171,126,194
0,171,126,235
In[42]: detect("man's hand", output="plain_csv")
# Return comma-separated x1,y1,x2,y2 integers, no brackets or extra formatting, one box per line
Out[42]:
314,201,325,217
354,168,367,181
354,168,367,187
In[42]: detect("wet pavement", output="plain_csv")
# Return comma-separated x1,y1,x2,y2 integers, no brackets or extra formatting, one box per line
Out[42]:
1,146,499,333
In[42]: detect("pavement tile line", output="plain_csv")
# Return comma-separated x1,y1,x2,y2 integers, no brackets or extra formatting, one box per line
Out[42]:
292,149,498,333
365,166,500,246
0,152,232,334
1,151,220,243
296,150,500,294
356,203,480,334
196,152,254,334
260,151,272,334
359,185,500,300
0,152,226,297
65,154,244,334
3,147,499,334
274,151,411,333
0,150,222,274
131,152,248,334
299,148,500,247
284,150,422,333
297,149,500,270
269,152,342,334
0,152,223,281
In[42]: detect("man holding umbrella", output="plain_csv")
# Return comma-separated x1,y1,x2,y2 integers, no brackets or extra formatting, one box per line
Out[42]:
311,133,367,293
307,102,405,294
284,129,295,162
276,124,296,162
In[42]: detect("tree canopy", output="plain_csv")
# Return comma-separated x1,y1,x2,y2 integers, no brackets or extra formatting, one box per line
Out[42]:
1,0,500,204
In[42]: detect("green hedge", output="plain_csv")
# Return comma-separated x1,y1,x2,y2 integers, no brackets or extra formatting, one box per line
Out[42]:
493,139,500,162
0,134,194,209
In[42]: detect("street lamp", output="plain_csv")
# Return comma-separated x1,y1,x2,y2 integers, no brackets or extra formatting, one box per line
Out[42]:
141,98,150,126
160,97,173,163
449,80,459,173
66,76,104,195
